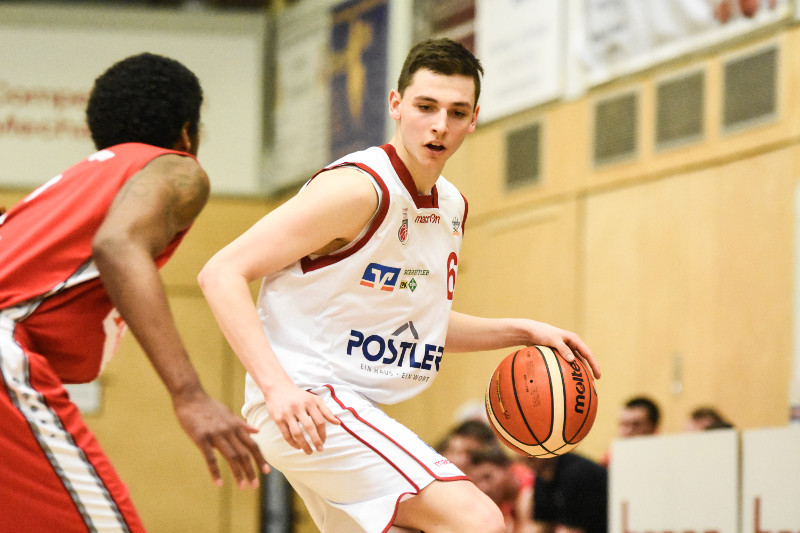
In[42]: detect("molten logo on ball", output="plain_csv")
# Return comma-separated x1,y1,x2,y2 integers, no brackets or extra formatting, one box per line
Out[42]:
485,346,598,457
570,361,587,414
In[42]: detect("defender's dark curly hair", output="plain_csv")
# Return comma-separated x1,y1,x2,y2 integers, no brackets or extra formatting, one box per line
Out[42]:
397,38,484,105
86,52,203,150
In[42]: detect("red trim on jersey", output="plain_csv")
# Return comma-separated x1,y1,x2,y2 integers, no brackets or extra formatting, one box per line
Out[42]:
461,193,469,237
380,144,439,209
300,162,391,274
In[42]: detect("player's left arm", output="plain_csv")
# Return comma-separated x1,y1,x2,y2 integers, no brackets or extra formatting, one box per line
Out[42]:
444,311,600,379
92,153,269,488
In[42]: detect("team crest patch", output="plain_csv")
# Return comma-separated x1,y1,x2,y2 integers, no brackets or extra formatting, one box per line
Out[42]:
451,217,461,236
398,208,409,244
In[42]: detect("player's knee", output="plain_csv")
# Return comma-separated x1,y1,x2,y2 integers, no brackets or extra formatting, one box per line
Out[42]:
460,498,505,533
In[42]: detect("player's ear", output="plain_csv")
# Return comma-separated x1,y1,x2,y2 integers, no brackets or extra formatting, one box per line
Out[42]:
468,104,480,132
174,122,192,153
388,90,402,120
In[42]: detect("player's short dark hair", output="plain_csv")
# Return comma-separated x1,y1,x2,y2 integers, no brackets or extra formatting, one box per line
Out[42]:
397,38,484,105
625,396,661,426
86,52,203,150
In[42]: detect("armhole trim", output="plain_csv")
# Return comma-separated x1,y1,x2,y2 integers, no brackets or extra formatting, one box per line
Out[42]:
300,162,391,273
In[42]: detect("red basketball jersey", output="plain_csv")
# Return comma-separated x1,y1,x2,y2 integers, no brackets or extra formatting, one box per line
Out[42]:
0,143,197,382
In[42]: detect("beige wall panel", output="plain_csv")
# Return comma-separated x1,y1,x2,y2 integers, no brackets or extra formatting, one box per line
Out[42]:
584,147,797,456
160,196,278,288
449,103,588,223
444,124,504,221
588,32,798,194
85,293,260,532
228,348,263,533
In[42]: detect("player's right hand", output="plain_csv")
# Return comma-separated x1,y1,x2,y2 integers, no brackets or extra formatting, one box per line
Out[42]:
264,383,341,454
172,388,270,489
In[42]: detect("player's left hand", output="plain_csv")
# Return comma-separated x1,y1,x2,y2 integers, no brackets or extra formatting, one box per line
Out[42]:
523,320,601,379
172,388,270,488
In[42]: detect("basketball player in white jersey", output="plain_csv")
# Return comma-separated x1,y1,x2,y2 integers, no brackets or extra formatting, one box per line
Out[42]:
199,39,601,533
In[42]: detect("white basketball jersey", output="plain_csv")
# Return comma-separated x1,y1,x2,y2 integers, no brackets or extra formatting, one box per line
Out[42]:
245,144,468,411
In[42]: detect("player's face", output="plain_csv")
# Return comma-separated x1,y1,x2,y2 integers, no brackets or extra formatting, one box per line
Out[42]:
389,69,479,177
618,407,656,437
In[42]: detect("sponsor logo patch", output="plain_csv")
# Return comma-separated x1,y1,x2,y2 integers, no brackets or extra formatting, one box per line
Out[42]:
347,320,444,378
359,263,401,292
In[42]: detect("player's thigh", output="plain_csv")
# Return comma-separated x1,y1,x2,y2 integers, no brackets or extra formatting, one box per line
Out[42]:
393,479,505,533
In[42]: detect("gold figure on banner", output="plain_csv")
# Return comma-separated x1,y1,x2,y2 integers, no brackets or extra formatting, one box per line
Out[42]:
331,19,372,123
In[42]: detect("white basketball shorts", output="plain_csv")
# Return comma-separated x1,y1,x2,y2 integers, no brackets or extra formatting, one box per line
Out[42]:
246,384,467,533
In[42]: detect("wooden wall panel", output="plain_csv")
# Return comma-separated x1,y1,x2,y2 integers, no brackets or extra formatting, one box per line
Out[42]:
583,147,797,456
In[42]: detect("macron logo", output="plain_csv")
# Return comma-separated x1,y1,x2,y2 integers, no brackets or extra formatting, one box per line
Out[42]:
415,214,440,224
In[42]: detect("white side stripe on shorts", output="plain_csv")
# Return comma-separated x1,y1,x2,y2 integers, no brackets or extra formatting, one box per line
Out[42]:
0,311,130,533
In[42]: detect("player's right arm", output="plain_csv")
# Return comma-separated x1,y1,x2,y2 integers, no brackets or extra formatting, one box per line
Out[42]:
198,166,378,453
93,153,270,488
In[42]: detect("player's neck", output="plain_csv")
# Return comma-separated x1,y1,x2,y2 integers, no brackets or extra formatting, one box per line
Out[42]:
388,139,443,195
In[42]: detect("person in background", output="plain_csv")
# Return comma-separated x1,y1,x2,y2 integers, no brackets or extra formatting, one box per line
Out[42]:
436,418,499,472
601,395,661,467
618,396,661,438
685,406,733,431
0,53,267,533
528,453,607,533
467,446,536,533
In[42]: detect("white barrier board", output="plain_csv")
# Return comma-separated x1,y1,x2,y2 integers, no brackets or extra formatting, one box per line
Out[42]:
609,430,739,533
741,426,800,533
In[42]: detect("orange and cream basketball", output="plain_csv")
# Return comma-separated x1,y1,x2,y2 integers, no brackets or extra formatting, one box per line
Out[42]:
485,345,598,457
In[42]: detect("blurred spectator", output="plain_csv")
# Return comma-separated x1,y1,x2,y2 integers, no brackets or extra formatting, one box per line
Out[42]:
467,446,535,533
436,419,498,472
685,406,733,431
601,396,660,466
528,453,607,533
618,396,661,438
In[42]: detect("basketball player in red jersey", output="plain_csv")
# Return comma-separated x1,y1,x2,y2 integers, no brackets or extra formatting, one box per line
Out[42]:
0,53,268,532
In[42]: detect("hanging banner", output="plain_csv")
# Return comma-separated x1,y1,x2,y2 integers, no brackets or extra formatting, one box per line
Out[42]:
0,5,267,195
475,0,565,122
582,0,791,86
266,0,334,193
329,0,389,161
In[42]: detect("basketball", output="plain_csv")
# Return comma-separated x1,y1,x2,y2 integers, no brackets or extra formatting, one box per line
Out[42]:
485,345,598,457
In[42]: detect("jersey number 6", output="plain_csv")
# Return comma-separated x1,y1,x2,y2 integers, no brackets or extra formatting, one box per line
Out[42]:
446,252,457,301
